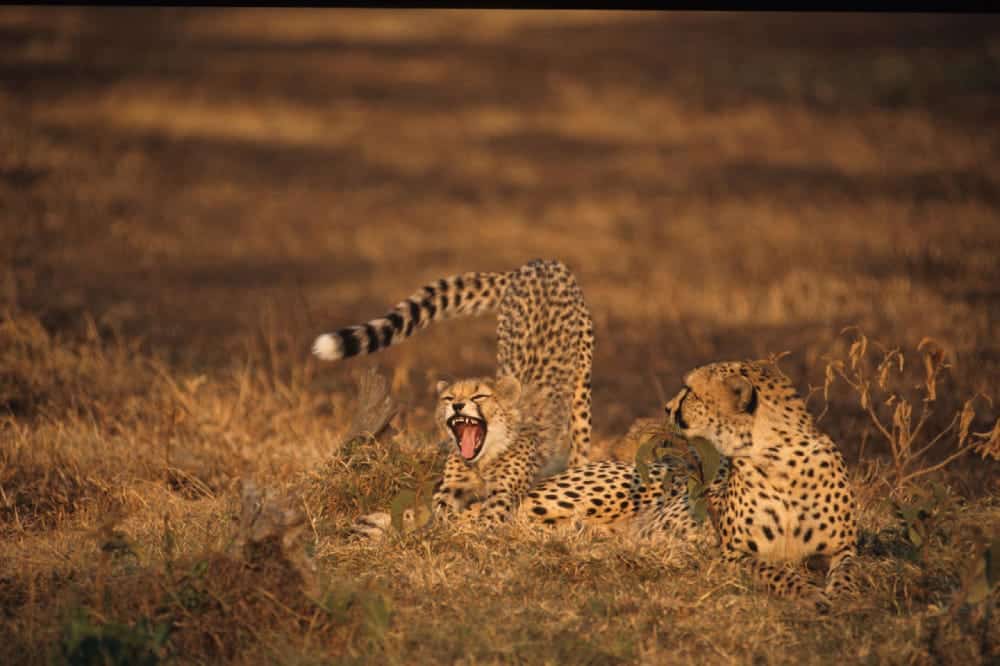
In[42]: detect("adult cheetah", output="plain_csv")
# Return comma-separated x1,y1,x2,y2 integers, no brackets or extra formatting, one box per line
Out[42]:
520,360,858,608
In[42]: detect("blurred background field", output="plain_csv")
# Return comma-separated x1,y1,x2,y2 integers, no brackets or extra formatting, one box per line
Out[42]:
1,9,999,664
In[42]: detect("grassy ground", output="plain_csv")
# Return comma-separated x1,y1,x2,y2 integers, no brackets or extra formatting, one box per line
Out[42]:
1,8,999,664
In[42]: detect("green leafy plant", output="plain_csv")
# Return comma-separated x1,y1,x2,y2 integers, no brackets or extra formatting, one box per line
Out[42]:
634,425,723,529
316,582,394,651
889,481,950,553
389,479,437,533
59,608,170,666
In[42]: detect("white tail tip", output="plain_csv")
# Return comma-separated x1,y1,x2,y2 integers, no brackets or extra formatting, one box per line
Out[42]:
312,333,343,360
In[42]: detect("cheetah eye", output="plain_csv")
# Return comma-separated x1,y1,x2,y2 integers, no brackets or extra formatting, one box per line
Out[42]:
442,396,454,402
470,394,490,402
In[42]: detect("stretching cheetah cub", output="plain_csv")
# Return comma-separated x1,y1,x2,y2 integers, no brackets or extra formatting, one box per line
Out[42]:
313,259,594,469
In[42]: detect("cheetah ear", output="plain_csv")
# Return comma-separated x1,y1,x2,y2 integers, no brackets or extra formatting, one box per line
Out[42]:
436,380,451,395
724,374,758,414
494,375,521,404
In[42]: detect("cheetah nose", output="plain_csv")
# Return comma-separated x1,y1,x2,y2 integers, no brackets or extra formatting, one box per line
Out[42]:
452,402,465,412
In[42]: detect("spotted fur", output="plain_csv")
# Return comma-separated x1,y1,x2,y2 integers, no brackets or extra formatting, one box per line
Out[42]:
664,361,859,608
352,375,553,538
313,259,594,468
520,457,728,545
519,361,858,610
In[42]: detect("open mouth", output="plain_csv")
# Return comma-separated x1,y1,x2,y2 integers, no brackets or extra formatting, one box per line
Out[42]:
447,414,487,461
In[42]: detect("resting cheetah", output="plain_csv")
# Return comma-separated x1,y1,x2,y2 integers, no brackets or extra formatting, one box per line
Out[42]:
520,360,858,608
352,374,555,537
667,361,859,602
313,259,594,468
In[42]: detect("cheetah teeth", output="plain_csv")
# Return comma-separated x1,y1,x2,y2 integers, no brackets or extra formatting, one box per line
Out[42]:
448,416,483,426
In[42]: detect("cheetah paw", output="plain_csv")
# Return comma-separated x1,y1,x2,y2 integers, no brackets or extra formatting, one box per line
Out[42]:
803,589,833,615
349,510,414,542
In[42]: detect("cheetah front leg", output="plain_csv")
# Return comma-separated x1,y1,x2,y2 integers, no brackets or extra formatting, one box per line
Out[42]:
478,486,519,526
824,546,859,598
477,453,537,526
432,454,485,518
722,549,831,612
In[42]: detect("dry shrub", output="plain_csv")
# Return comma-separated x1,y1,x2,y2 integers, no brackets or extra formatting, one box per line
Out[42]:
823,328,998,496
819,329,999,658
302,367,445,536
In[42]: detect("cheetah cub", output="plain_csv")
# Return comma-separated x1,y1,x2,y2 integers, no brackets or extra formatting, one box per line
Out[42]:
352,375,557,538
313,259,594,469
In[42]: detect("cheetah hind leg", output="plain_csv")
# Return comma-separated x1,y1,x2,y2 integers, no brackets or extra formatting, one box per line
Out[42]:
824,547,859,599
724,550,832,613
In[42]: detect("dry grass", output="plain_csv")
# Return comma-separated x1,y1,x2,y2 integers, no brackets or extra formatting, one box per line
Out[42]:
1,8,999,664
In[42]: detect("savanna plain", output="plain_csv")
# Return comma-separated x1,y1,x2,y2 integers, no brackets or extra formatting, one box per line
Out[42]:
1,9,999,665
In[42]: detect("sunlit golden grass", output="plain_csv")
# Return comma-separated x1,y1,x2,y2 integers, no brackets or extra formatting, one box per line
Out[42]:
1,310,996,664
1,8,999,664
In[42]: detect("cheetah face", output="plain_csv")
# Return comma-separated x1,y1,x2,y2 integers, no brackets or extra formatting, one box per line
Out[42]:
664,363,758,457
436,376,521,466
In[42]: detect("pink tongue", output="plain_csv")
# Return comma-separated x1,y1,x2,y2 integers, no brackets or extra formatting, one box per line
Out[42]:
458,424,480,459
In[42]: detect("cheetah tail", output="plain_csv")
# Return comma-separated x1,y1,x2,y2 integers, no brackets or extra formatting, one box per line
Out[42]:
312,270,509,361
